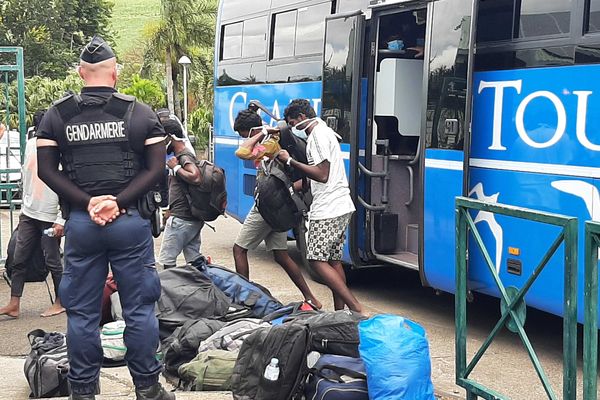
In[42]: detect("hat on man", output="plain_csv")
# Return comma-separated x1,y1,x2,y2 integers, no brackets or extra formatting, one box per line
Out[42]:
80,35,115,64
162,118,186,141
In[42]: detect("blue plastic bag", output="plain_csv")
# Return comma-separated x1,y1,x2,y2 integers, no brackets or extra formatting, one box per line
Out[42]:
358,315,435,400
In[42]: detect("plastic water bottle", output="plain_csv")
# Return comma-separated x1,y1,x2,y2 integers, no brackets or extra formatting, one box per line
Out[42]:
43,228,55,237
263,358,280,381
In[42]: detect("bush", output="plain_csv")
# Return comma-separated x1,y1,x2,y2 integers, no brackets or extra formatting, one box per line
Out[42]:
188,106,212,150
121,74,166,109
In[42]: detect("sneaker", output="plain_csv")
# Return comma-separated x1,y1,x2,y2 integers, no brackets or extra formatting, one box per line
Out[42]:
135,382,175,400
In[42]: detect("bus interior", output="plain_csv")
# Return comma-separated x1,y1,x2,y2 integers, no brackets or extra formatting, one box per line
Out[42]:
367,6,427,269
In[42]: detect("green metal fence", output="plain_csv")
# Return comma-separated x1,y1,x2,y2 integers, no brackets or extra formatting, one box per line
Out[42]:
584,221,600,400
0,47,27,259
455,196,578,400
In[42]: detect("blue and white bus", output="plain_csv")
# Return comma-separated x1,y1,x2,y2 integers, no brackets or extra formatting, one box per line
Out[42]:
213,0,600,323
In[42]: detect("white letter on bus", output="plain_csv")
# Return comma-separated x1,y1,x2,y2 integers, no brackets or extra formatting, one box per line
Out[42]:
478,80,522,151
229,92,247,130
515,91,566,149
574,91,600,151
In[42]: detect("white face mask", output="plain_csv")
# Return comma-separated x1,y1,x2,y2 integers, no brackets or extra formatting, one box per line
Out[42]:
291,118,315,140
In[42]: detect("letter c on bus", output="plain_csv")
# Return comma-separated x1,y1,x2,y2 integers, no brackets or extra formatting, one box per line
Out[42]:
515,91,566,149
229,92,248,130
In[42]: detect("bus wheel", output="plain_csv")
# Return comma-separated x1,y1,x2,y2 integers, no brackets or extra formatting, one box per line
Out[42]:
295,220,325,284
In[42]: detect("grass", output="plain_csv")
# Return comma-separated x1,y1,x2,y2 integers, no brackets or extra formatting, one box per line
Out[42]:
111,0,161,57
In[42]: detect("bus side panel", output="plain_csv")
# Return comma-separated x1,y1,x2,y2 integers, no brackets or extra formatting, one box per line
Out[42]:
469,65,600,323
423,149,464,293
467,167,597,323
213,82,322,222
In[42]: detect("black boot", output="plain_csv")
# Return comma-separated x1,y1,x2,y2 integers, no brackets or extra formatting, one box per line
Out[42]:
69,394,96,400
135,383,175,400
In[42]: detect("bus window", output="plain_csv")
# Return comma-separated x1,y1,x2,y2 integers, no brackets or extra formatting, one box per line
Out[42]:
477,0,571,43
518,0,571,38
242,16,268,58
272,11,297,58
426,0,470,150
222,0,270,21
271,2,331,60
296,3,330,55
222,23,243,60
587,0,600,33
337,0,368,13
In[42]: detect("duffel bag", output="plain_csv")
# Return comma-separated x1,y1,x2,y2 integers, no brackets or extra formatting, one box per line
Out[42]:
178,349,238,391
305,310,366,358
304,354,368,400
261,301,321,325
23,329,70,398
198,318,270,353
192,256,283,319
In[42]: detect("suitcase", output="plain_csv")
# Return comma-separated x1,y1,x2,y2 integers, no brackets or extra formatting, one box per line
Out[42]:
304,354,368,400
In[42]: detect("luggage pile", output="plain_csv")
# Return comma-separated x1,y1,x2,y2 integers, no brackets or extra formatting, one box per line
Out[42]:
26,256,437,399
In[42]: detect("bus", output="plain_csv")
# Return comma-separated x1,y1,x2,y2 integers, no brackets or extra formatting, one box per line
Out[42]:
213,0,600,324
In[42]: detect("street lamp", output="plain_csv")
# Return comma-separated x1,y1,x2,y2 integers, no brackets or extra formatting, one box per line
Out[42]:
178,55,192,134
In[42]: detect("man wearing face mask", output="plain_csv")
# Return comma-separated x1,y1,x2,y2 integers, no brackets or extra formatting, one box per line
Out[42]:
36,36,173,400
158,118,203,269
279,99,363,314
232,109,322,309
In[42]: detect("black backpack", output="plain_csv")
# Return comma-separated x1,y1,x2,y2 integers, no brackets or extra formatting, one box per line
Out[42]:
278,126,308,182
231,323,311,400
3,228,48,284
255,160,308,232
185,160,227,222
162,318,225,378
157,265,231,340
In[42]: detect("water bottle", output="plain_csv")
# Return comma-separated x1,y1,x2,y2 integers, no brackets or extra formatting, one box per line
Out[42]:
43,228,55,237
263,358,280,381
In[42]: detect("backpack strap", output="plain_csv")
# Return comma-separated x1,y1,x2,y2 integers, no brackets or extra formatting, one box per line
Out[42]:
53,94,82,123
267,162,308,218
104,93,136,152
27,329,47,346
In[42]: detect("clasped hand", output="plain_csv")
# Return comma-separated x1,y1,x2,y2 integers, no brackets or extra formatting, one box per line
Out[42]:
87,195,125,226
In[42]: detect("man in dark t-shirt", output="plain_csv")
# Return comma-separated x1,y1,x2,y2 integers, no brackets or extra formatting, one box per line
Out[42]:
36,36,173,400
158,118,203,269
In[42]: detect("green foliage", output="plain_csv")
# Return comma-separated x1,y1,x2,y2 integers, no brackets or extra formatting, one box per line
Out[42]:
121,74,166,109
0,0,114,79
0,71,84,128
188,106,212,150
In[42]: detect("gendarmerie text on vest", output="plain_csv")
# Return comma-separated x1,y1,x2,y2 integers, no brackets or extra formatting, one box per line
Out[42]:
65,120,126,143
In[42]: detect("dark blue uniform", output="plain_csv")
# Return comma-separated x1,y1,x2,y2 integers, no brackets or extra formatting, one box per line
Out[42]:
37,86,166,396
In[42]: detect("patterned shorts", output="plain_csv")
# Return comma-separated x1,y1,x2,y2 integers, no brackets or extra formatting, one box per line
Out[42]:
306,213,353,262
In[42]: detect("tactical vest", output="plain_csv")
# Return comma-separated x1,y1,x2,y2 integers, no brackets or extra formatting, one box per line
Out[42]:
53,93,142,197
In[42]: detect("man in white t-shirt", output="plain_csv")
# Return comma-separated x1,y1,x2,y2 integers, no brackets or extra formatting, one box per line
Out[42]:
278,99,363,314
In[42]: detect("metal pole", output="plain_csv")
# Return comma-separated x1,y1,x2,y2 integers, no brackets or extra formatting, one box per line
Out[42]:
183,64,188,134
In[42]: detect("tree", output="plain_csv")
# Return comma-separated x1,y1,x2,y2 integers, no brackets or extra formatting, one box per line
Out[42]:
143,0,217,117
0,0,114,79
121,74,166,110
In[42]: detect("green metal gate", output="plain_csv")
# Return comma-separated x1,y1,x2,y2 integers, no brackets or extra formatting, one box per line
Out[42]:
584,220,600,400
0,47,27,259
455,196,578,400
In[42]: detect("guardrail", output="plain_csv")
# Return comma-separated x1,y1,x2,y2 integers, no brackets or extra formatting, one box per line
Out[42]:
455,197,578,400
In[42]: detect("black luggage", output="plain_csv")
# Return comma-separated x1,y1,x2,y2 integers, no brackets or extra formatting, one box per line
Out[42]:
24,329,70,398
305,311,366,358
157,264,231,340
304,354,368,400
162,318,226,377
231,323,311,400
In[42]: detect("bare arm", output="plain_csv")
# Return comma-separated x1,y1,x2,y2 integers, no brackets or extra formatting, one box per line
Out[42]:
289,159,330,183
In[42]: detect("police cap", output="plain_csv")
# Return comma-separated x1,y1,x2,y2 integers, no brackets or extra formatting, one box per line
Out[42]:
80,35,115,64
